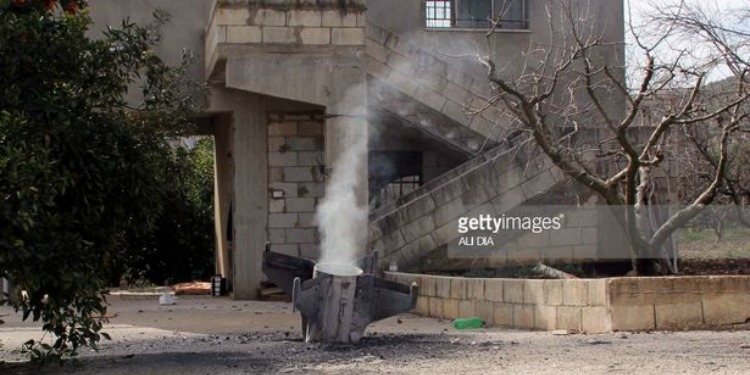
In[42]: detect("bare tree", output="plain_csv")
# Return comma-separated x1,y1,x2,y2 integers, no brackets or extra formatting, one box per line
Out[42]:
473,0,749,274
656,1,750,232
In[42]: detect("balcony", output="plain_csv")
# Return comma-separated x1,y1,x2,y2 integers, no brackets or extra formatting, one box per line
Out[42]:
205,0,367,81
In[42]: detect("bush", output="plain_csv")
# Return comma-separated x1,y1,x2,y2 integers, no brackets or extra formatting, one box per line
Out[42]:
0,0,203,361
121,138,216,286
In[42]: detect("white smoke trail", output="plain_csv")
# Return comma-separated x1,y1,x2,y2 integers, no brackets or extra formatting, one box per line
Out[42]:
316,96,369,267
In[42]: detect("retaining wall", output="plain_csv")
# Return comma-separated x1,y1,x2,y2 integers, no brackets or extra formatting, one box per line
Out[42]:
385,272,750,333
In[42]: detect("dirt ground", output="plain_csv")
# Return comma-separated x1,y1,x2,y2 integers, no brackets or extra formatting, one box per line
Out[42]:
1,296,750,375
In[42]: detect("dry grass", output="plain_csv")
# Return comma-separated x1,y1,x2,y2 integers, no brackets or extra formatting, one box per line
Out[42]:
678,226,750,259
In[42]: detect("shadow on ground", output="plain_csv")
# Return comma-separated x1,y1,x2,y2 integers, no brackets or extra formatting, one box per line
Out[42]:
1,333,470,375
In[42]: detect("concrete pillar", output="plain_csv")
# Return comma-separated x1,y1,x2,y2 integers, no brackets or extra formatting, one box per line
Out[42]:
319,64,369,265
208,88,268,300
325,65,369,207
231,94,268,300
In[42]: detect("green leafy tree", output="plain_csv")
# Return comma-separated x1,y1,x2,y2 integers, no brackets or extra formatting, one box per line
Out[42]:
122,138,216,286
0,0,201,361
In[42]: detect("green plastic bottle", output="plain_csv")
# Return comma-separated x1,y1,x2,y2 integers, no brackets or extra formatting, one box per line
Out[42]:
453,317,485,329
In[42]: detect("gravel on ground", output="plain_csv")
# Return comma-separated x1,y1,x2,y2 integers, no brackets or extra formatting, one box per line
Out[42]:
1,296,749,374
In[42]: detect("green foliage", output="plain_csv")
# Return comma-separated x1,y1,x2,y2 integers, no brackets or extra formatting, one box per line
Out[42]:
0,0,204,361
121,138,216,286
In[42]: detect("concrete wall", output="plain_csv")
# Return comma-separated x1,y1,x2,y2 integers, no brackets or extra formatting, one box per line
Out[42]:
387,272,609,332
386,272,750,333
500,204,600,264
207,2,367,94
608,276,750,331
367,0,624,86
89,0,213,103
267,112,326,260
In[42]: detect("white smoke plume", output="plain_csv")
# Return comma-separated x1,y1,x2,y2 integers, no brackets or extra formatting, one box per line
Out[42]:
314,26,486,267
316,88,369,267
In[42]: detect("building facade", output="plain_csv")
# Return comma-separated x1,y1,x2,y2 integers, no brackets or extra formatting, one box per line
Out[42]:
90,0,625,299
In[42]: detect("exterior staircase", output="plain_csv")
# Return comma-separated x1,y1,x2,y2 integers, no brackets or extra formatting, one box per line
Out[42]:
367,134,585,271
364,25,583,271
365,24,506,155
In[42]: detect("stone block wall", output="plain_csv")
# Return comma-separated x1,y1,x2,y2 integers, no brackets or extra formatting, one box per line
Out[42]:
206,1,367,76
267,112,326,260
208,2,366,49
369,145,568,270
385,273,750,333
387,272,608,332
608,276,750,331
501,205,600,264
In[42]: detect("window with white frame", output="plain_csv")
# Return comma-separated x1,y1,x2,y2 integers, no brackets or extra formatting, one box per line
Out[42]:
425,0,528,30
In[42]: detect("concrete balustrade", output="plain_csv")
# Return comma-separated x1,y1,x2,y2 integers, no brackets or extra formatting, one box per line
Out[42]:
369,145,572,271
206,1,366,79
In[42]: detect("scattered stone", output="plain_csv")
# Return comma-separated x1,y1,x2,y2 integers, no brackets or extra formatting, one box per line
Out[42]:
158,294,177,306
587,339,612,345
740,344,750,349
617,333,629,340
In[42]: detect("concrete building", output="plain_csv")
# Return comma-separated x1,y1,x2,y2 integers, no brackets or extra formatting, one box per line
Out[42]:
90,0,625,299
